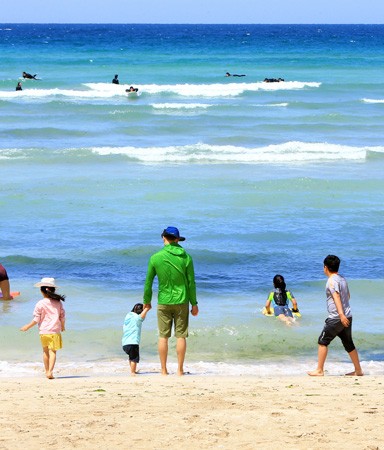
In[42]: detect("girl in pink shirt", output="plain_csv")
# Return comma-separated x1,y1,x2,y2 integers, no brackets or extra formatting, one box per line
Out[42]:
21,278,66,379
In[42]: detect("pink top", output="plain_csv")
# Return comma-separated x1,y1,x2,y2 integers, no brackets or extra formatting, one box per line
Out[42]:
33,297,65,335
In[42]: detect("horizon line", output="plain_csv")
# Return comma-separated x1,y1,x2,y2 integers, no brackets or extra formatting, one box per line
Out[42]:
1,22,383,26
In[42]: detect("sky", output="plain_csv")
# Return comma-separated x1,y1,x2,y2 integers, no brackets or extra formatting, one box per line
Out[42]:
1,0,383,24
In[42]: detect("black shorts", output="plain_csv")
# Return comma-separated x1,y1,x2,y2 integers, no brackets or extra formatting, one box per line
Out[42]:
318,317,355,353
122,344,140,363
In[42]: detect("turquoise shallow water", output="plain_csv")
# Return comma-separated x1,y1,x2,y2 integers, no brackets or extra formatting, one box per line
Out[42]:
0,24,383,376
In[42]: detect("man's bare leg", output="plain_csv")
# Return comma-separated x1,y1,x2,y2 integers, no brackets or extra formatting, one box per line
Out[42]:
176,337,186,376
158,337,169,375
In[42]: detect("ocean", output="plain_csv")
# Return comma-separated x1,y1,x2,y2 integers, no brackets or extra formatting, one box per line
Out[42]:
0,24,383,377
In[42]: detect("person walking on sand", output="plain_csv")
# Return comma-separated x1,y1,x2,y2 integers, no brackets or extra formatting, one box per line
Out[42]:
143,226,198,376
0,263,13,300
20,278,66,379
122,303,150,375
308,255,363,377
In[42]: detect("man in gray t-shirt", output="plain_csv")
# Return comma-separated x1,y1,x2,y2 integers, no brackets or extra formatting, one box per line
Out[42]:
326,273,351,319
308,255,363,377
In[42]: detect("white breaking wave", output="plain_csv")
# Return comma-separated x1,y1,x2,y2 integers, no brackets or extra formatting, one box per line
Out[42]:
1,142,381,163
151,103,212,109
254,102,289,107
90,141,374,163
362,98,384,104
86,81,320,98
0,88,121,99
0,81,319,100
0,358,382,377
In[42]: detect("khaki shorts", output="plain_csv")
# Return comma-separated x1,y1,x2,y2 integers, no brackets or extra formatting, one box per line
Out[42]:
40,333,62,351
157,303,189,338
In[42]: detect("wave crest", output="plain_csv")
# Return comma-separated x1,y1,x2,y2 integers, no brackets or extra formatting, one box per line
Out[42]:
90,142,371,163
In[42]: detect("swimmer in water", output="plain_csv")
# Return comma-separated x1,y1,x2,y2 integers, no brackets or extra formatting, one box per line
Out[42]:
22,71,37,80
263,77,285,83
226,72,246,77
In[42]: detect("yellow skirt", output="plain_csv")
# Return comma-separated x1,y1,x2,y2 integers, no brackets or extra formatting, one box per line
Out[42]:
40,333,62,351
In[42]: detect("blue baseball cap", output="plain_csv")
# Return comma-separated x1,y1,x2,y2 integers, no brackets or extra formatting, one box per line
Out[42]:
161,226,185,241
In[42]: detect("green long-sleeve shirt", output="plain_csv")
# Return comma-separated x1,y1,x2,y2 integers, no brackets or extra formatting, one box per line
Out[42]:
143,243,197,306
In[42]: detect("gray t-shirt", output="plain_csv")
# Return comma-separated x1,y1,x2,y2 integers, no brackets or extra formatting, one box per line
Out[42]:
325,273,351,319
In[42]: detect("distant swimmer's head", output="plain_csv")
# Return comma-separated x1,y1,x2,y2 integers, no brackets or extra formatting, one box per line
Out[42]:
225,72,231,77
273,274,286,291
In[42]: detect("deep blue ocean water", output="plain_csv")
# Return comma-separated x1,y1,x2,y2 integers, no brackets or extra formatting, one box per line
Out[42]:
0,24,383,376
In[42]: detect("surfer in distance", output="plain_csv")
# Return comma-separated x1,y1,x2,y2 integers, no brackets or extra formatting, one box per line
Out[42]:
264,77,285,83
22,71,38,80
225,72,246,77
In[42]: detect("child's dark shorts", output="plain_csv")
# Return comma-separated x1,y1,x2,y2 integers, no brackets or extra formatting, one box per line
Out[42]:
318,317,355,353
122,344,140,363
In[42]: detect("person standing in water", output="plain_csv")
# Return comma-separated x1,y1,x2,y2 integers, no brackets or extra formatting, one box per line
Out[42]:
143,227,198,376
265,274,299,325
0,264,13,300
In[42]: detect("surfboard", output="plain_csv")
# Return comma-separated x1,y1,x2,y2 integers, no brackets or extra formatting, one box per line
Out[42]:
262,306,301,318
262,306,274,316
0,291,20,300
126,91,139,98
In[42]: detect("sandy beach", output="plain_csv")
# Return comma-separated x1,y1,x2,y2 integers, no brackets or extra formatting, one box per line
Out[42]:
1,374,382,450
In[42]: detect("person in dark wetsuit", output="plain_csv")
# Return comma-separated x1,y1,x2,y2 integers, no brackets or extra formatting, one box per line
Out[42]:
22,72,37,80
126,86,138,93
265,274,299,325
264,78,284,83
16,82,22,91
112,74,119,84
226,72,246,77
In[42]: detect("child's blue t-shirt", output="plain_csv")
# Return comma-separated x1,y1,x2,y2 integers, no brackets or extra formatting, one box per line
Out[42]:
122,312,144,346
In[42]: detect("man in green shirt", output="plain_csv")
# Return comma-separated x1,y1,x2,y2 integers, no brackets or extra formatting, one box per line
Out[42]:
143,226,198,376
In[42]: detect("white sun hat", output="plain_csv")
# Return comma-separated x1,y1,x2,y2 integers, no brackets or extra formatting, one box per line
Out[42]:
34,277,59,288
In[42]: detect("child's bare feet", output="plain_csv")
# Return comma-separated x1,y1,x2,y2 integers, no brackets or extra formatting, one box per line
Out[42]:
307,369,324,376
345,371,364,376
46,373,55,379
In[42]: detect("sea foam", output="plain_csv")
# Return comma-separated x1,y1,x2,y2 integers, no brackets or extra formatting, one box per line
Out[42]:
90,142,372,164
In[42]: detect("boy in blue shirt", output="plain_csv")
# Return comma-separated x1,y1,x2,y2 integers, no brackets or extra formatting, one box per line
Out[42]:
122,303,150,375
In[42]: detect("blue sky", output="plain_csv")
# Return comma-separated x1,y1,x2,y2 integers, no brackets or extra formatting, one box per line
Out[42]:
2,0,383,24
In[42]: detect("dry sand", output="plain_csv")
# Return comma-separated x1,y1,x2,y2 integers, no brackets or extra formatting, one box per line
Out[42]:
0,374,382,450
